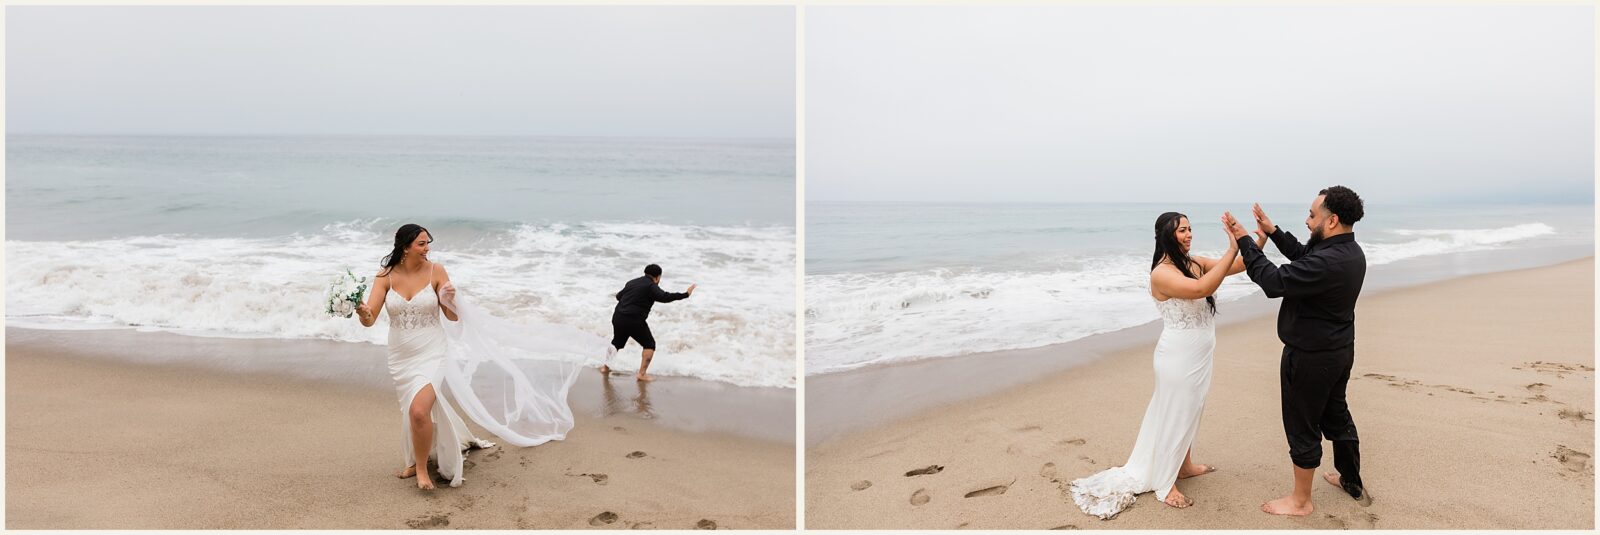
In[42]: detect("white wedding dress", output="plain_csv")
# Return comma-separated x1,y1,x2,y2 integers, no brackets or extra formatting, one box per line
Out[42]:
385,278,492,487
383,266,613,487
1069,295,1216,519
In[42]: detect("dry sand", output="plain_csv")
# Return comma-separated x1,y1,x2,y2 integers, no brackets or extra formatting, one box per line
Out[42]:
806,258,1594,530
6,332,795,529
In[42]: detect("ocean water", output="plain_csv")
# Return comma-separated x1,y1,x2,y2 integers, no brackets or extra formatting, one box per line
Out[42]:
805,201,1594,375
6,135,797,388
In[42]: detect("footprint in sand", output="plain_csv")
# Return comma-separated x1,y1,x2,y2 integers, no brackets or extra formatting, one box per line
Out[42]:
613,426,628,434
1553,445,1593,475
964,484,1010,498
1015,425,1043,432
1061,438,1087,446
1040,462,1058,480
627,451,648,459
405,513,451,529
1520,361,1596,379
485,450,503,461
568,472,610,485
1526,383,1551,393
626,521,654,529
695,519,718,529
905,465,944,477
589,512,620,526
1077,455,1097,465
1557,409,1594,423
1050,525,1080,530
1324,511,1380,529
910,489,931,506
851,480,872,491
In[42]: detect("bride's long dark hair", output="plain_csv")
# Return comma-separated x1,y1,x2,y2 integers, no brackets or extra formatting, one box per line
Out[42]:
379,223,429,277
1151,212,1215,313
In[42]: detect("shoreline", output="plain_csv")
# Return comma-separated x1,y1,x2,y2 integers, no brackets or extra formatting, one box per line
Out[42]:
4,327,794,444
5,330,795,529
805,257,1594,529
806,245,1593,444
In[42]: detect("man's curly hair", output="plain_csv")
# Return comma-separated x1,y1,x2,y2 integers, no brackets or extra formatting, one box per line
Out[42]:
1319,185,1364,226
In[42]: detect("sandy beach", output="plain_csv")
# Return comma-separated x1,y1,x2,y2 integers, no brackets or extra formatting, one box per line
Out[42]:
6,330,795,530
806,257,1594,530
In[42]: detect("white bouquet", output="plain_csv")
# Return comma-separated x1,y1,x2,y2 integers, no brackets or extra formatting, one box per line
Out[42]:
325,269,369,318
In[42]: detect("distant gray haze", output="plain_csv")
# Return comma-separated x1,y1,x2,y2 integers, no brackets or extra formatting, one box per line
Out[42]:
7,6,795,139
807,5,1593,204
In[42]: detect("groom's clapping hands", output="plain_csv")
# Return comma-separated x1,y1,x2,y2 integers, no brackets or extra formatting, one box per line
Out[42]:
1252,203,1276,236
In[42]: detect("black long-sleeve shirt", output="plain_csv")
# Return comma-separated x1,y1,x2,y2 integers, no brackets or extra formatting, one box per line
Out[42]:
613,275,689,319
1237,229,1366,352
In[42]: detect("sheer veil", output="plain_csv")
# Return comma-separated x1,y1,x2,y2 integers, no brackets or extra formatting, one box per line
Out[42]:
436,290,615,447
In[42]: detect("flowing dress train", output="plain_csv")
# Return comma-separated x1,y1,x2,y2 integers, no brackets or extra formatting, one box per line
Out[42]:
1069,296,1215,519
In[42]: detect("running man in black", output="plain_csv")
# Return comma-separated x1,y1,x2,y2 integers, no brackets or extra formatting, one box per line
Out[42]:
1223,185,1370,517
601,263,695,382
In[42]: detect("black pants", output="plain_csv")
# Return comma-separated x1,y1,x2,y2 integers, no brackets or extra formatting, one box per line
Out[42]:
610,314,655,350
1280,345,1363,493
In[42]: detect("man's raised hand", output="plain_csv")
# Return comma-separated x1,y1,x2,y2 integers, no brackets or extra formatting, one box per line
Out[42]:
1252,203,1276,236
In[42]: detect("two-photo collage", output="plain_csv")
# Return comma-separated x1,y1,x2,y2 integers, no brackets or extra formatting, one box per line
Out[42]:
4,2,1595,532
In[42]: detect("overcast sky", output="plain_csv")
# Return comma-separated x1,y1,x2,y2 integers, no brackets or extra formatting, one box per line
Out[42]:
7,6,794,139
807,5,1593,204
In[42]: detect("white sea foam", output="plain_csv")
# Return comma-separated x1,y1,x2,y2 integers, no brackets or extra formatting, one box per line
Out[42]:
1365,223,1555,265
6,220,797,388
805,222,1562,375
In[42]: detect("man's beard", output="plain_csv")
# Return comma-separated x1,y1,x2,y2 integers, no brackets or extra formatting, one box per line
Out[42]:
1307,226,1325,248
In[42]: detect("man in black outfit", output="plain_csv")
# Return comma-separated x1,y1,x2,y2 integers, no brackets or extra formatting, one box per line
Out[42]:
601,263,695,382
1223,185,1371,516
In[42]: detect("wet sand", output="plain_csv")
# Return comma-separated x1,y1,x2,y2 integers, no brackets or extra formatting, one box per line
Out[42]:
5,328,795,529
806,257,1594,530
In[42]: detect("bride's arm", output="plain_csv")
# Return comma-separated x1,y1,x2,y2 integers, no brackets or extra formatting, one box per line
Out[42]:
1196,231,1268,276
356,271,389,327
436,264,460,322
1152,227,1240,299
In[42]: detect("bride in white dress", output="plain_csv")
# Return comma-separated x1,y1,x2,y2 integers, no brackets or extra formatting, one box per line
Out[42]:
1069,212,1263,518
356,223,611,490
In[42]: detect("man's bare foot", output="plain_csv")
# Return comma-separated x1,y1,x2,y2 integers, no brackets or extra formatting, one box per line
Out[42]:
1261,495,1312,516
416,472,436,491
1178,463,1216,479
1163,488,1193,508
1323,472,1373,506
1321,472,1342,490
396,465,416,479
636,373,655,382
599,365,611,374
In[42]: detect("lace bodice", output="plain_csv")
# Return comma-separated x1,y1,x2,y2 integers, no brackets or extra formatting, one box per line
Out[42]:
1155,297,1214,330
387,282,442,330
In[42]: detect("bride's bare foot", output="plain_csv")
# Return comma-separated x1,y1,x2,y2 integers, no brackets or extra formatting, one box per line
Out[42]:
416,471,436,491
636,373,655,382
396,465,416,479
1177,463,1216,479
1163,487,1194,508
1261,495,1312,516
599,365,611,375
